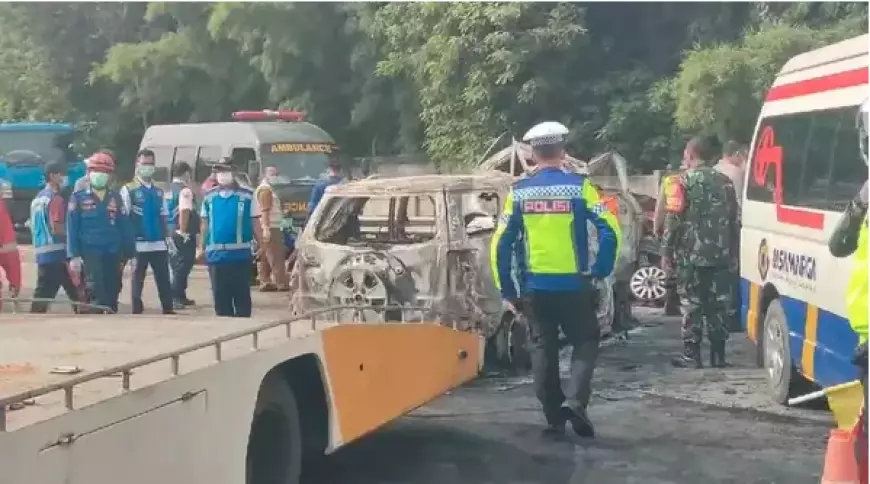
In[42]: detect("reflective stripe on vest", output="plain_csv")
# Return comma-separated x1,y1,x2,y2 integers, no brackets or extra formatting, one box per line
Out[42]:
0,242,17,253
256,183,282,229
847,216,868,344
34,243,65,255
205,242,251,251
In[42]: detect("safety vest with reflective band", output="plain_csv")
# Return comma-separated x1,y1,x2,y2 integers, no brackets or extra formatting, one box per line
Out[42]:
256,182,282,229
201,187,255,264
662,174,685,212
847,216,868,344
490,167,621,300
165,181,200,235
30,186,66,264
126,180,167,252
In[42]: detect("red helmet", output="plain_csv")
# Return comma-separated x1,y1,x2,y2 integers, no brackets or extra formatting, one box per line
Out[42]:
87,151,116,172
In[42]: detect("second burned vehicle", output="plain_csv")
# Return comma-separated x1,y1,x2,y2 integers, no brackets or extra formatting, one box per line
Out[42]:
287,172,619,368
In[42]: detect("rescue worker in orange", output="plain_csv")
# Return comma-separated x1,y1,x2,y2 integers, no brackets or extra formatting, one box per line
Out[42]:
653,158,683,315
0,190,21,311
255,165,290,292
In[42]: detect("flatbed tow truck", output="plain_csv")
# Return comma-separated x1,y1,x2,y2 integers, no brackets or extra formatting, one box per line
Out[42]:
0,308,483,484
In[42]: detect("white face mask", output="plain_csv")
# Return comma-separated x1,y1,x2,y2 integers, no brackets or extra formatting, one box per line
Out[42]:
60,176,69,188
216,172,234,186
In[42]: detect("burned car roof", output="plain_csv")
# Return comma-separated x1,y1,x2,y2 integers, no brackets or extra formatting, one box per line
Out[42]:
326,172,515,196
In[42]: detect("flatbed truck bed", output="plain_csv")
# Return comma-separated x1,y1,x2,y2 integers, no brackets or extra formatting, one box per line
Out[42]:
0,309,484,484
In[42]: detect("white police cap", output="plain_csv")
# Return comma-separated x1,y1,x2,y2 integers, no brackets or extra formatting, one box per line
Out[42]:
523,121,569,147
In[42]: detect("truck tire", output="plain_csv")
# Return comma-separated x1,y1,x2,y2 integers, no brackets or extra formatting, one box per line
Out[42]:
763,299,801,405
246,373,303,484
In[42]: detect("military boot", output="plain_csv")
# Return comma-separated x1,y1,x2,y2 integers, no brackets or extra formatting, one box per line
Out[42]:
710,340,729,368
672,342,703,369
664,281,680,316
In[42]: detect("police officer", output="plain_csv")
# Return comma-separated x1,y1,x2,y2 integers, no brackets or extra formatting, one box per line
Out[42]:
829,98,869,470
197,158,263,317
492,121,620,439
165,161,199,308
306,158,344,221
30,161,79,313
661,136,739,368
653,158,683,315
121,149,175,314
67,151,133,314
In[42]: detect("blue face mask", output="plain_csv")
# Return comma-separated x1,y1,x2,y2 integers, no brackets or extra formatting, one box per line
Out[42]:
89,172,110,189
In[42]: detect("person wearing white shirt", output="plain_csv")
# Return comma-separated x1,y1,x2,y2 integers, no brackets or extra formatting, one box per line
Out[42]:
714,140,747,331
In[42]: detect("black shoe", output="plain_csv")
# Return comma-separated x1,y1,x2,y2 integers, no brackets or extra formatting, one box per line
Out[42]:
182,298,196,306
672,343,703,369
163,309,177,315
562,406,595,438
710,341,729,368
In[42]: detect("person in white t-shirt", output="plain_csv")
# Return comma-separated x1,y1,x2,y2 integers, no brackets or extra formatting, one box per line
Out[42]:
715,140,747,331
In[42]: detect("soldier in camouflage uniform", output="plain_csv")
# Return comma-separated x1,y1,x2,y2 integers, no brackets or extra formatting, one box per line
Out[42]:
653,158,683,315
662,137,740,368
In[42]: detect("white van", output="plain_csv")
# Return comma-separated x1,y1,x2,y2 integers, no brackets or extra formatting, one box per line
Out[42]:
740,34,868,404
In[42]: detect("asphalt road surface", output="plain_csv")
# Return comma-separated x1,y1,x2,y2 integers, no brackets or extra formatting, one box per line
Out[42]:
8,247,833,483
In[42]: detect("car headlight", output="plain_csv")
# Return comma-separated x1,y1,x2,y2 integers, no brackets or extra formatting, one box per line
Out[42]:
0,179,11,199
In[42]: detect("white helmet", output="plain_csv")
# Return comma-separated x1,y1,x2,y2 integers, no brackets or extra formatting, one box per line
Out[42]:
523,121,570,148
858,98,869,163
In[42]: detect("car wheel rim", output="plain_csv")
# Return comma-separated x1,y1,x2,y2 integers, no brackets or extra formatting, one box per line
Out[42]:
330,268,388,322
764,319,785,385
629,266,667,302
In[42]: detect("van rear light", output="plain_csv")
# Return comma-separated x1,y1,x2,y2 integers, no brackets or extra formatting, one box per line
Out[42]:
231,110,306,122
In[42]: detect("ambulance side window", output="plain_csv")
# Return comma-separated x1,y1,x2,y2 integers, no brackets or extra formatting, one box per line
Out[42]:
195,146,222,184
148,145,174,184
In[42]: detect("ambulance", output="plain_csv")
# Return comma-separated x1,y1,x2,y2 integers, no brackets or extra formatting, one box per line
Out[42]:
741,34,868,404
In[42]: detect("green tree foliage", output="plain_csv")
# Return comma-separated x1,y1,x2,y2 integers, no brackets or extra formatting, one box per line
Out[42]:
0,2,864,172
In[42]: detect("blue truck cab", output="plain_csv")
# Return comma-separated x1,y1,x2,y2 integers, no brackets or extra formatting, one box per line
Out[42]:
0,122,86,229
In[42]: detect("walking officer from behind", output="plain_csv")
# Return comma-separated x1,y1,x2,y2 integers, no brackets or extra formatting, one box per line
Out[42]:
197,157,263,317
165,161,199,308
67,151,133,313
30,161,79,313
662,136,740,369
491,121,620,439
121,149,175,314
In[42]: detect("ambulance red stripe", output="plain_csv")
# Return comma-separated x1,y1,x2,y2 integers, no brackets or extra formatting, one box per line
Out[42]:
765,67,868,102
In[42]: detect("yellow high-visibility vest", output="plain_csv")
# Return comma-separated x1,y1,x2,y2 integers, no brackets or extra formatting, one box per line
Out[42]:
847,216,868,344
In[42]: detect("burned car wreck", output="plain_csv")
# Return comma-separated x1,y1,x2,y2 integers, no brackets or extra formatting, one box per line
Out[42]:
288,168,634,368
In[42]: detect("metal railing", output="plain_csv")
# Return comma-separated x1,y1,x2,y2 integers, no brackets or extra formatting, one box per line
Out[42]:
0,304,438,431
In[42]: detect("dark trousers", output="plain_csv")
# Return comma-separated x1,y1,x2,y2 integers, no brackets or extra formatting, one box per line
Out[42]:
131,250,173,313
31,261,79,313
170,233,196,302
209,260,252,317
523,289,600,425
82,252,121,313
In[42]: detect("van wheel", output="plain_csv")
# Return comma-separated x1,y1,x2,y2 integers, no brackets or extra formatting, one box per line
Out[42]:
246,373,303,484
763,300,802,405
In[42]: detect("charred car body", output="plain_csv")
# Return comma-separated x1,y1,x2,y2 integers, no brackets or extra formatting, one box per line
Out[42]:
288,170,628,367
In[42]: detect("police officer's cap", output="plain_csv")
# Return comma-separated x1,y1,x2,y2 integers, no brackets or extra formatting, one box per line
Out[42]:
522,121,570,148
213,157,234,172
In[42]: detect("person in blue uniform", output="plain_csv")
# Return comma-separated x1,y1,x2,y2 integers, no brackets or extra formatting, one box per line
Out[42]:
197,158,263,317
165,161,199,308
67,151,133,314
121,149,175,314
30,161,78,313
306,158,344,221
491,122,620,439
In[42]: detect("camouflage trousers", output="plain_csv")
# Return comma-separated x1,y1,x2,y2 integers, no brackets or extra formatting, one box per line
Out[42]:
676,264,732,345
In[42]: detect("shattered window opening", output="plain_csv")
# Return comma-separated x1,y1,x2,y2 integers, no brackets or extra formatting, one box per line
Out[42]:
314,194,437,246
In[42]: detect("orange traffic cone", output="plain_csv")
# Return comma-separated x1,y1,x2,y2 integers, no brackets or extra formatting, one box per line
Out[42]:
821,428,861,484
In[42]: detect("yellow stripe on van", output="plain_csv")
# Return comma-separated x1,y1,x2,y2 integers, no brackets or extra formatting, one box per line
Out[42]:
801,304,819,381
747,283,760,342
